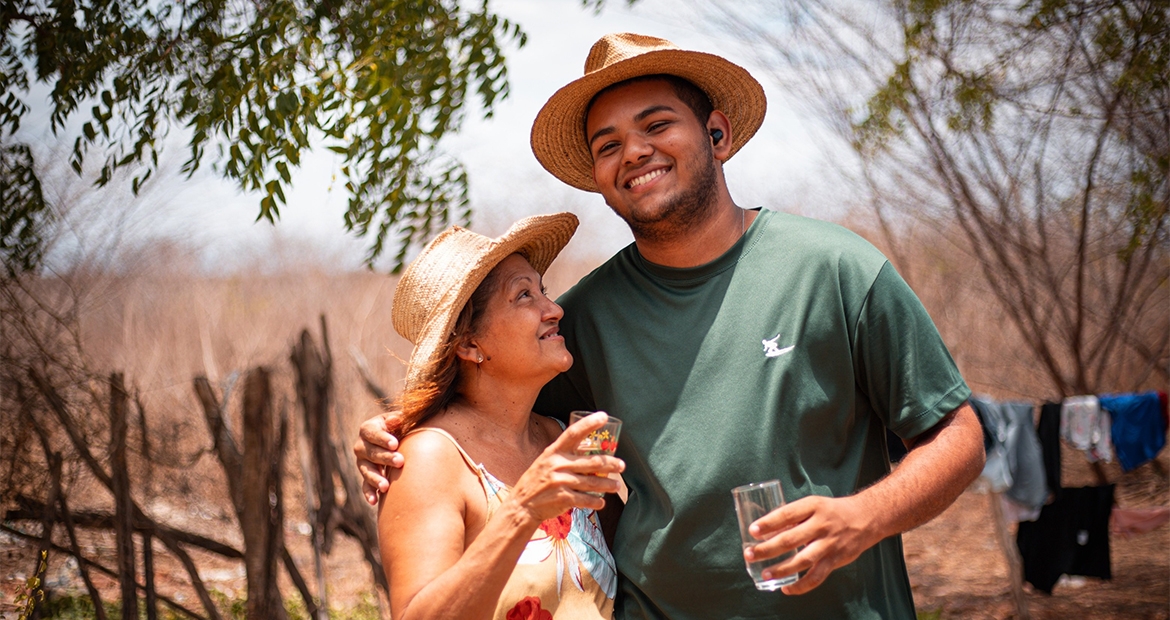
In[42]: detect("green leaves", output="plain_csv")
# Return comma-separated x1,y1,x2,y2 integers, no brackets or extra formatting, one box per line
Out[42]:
0,144,51,277
1,0,524,273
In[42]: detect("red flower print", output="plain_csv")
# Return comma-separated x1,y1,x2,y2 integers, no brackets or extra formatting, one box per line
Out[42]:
506,596,552,620
539,510,572,541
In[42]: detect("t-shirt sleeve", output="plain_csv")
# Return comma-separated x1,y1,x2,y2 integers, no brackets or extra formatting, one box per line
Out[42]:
852,261,971,439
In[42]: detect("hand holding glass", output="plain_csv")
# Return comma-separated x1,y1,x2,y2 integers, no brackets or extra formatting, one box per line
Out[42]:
568,411,622,496
732,480,799,591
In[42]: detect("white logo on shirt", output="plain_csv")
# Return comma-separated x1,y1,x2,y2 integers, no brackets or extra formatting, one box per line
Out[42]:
762,334,795,358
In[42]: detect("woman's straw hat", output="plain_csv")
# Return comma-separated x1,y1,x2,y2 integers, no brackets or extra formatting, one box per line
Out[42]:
530,32,767,193
392,212,579,392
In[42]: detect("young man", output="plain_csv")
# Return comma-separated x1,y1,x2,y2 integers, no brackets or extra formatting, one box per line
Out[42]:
356,33,984,619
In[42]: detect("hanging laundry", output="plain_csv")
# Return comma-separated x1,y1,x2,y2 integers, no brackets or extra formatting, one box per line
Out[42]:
1061,395,1114,462
1001,494,1042,523
1111,506,1170,537
1016,485,1115,594
970,397,1048,511
1038,402,1062,500
1158,391,1168,430
1099,391,1166,472
971,398,1012,492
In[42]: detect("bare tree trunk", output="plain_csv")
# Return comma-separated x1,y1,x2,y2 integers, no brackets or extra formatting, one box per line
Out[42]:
143,531,159,620
135,389,154,494
194,377,243,514
110,372,139,620
30,368,223,620
55,465,110,620
34,423,110,620
294,400,330,620
290,317,388,596
291,320,337,552
194,375,319,617
241,367,288,620
29,449,60,620
989,493,1030,620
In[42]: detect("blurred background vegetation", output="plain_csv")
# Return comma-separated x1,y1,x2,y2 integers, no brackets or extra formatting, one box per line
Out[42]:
1,0,1166,618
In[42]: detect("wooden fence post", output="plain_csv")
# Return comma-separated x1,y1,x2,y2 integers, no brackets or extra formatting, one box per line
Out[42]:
290,317,388,598
110,372,139,620
241,367,288,620
194,376,319,618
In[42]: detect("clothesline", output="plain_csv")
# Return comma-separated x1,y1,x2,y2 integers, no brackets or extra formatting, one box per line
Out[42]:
967,390,1169,594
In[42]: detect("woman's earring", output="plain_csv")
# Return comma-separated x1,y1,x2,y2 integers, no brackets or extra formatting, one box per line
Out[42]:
476,354,483,364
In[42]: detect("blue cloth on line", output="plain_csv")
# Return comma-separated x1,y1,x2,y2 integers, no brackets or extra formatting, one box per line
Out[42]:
1099,391,1166,472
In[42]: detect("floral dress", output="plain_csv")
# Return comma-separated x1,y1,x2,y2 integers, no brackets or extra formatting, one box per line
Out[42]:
406,427,617,620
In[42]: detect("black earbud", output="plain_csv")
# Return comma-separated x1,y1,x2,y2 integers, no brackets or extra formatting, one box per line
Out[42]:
710,129,724,144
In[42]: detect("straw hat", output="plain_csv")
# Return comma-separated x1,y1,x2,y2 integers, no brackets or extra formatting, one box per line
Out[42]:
531,32,767,193
392,212,579,392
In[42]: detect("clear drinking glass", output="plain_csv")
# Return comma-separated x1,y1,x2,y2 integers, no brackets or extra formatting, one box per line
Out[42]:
568,411,622,496
732,479,799,591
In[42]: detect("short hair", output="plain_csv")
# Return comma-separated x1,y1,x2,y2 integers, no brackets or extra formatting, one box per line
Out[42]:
585,74,715,135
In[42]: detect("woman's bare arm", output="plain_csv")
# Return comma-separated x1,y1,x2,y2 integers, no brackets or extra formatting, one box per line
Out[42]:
380,414,623,620
380,431,535,620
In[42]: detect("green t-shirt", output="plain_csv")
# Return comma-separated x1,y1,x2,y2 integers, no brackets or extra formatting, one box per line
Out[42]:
535,209,970,620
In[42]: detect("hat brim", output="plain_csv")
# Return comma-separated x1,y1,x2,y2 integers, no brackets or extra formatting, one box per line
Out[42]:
394,212,579,393
531,48,767,193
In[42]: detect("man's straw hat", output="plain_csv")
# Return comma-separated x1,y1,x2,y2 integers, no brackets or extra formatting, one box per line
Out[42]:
392,213,579,392
531,32,767,193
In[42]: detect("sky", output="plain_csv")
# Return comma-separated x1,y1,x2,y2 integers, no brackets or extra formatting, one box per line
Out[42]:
33,0,853,273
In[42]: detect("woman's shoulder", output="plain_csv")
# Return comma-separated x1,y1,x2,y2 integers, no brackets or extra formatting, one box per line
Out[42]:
397,425,470,467
391,426,478,491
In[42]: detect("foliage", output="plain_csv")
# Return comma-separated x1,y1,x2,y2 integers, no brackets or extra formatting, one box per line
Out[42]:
0,0,525,272
13,549,48,619
0,143,49,276
32,593,121,620
283,589,382,620
700,0,1169,395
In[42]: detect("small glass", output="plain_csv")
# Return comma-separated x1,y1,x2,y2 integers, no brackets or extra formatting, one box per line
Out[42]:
732,479,799,591
569,411,622,496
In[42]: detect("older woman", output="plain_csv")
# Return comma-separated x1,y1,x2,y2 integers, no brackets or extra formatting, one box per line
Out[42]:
379,213,622,620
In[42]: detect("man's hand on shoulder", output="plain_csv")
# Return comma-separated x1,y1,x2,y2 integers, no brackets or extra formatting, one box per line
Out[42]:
354,411,406,505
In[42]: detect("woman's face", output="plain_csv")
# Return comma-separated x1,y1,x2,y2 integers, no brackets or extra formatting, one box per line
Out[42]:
471,253,572,382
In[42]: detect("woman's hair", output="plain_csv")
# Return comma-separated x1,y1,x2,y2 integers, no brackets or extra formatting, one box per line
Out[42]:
396,265,504,434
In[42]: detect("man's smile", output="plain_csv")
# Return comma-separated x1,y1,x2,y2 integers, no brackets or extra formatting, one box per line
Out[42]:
625,166,670,190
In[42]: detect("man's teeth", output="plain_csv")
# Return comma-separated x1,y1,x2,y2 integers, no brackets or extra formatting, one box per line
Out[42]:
627,168,666,188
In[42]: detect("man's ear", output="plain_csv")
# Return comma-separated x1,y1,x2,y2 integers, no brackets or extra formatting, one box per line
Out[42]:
706,110,733,162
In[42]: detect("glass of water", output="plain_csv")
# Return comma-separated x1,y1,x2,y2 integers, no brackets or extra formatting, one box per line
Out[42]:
732,479,799,591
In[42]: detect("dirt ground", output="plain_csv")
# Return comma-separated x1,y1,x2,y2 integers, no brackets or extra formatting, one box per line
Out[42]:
905,444,1170,620
3,443,1167,619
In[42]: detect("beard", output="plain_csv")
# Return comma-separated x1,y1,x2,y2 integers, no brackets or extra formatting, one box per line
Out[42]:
609,140,719,243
